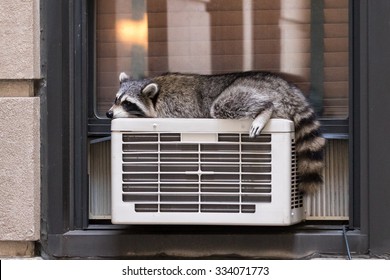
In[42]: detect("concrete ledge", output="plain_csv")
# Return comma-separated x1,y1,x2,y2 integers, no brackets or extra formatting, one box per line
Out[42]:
0,97,40,241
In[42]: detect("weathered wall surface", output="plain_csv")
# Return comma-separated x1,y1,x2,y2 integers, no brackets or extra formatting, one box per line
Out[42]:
0,0,41,257
0,0,40,79
0,97,40,241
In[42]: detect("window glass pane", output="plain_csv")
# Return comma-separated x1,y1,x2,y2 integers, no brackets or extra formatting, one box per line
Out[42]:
95,0,349,119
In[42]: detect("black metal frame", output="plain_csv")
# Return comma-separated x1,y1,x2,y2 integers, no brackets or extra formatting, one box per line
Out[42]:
40,0,390,258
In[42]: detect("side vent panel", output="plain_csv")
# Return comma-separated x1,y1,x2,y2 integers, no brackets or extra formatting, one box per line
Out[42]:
305,139,349,220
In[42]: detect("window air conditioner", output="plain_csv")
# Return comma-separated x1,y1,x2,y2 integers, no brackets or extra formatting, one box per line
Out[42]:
111,118,304,226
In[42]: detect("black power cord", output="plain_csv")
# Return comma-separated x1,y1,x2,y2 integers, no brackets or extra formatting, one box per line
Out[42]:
343,225,352,260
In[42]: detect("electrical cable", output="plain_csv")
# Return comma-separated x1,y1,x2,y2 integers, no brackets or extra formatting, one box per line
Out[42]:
343,225,352,260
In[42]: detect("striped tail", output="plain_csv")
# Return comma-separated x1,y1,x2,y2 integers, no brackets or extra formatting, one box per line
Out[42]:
294,109,326,194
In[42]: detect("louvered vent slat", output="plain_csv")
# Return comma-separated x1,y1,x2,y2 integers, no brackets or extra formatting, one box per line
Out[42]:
120,131,275,214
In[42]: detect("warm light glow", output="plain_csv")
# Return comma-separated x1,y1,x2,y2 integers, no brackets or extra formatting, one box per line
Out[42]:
116,15,148,48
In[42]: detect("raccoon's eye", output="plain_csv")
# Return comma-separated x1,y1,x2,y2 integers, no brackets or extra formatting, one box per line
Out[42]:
123,100,138,110
122,100,132,106
122,100,145,116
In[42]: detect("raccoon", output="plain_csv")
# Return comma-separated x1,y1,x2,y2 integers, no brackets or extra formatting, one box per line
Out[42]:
107,71,325,194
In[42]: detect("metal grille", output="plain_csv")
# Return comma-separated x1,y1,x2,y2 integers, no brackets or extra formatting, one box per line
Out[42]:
89,138,111,219
306,139,349,220
121,133,273,213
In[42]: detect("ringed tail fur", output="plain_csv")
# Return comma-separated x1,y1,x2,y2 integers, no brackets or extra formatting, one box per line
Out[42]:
293,105,325,194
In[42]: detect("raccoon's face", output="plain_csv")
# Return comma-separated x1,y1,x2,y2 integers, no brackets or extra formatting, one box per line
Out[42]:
106,72,159,119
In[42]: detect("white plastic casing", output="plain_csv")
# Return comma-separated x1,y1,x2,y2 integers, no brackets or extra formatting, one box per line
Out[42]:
111,118,304,225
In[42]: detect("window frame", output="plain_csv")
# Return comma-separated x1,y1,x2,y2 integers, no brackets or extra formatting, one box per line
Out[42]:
40,0,390,258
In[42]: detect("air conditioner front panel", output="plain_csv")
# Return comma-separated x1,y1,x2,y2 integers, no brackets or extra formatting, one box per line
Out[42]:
111,118,304,225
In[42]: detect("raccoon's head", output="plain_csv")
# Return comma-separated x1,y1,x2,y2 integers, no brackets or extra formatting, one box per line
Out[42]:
106,72,159,119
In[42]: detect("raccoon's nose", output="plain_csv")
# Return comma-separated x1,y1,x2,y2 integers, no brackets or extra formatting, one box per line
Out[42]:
106,110,113,119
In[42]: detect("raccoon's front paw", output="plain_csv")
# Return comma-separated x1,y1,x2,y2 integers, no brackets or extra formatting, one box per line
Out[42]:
249,107,273,138
249,119,267,138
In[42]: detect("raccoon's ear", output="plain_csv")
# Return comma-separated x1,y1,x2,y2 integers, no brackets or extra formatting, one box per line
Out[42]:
119,72,130,83
142,83,159,98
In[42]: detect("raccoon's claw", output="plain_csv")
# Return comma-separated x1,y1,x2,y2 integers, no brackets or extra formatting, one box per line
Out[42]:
249,119,266,138
249,123,262,138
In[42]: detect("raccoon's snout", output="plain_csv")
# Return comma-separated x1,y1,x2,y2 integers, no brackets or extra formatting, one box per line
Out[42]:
106,110,113,119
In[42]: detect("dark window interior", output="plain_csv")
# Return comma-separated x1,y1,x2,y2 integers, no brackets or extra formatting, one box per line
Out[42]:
94,0,349,119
